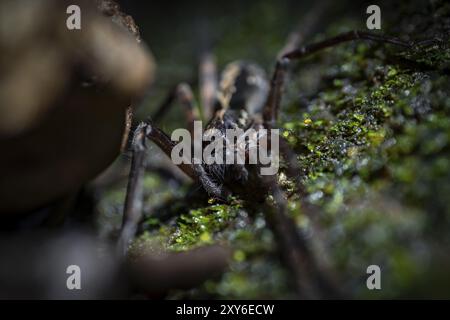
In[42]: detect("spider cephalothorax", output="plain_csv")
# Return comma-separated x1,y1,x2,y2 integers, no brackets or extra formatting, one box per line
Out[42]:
198,61,272,202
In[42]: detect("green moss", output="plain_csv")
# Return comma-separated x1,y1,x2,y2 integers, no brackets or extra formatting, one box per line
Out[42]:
278,17,450,297
169,202,241,251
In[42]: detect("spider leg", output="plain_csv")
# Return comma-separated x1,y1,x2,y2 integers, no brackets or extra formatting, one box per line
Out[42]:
199,51,218,121
193,164,231,201
118,122,151,256
118,126,232,293
262,58,290,125
151,84,177,122
277,0,331,58
144,119,197,180
263,30,415,124
151,83,200,136
143,119,231,201
176,83,200,136
119,120,230,250
260,120,338,297
263,175,340,299
283,30,411,60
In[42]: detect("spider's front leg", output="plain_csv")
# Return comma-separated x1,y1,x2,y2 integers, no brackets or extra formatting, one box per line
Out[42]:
283,30,411,60
118,122,151,255
143,119,197,180
118,123,232,294
151,82,200,136
263,30,422,124
119,120,230,251
118,121,195,255
143,119,231,200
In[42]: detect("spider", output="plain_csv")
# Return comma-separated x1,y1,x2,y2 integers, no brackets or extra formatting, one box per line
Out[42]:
119,28,426,299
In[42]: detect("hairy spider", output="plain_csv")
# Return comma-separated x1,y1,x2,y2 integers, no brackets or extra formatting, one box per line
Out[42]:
119,28,427,298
